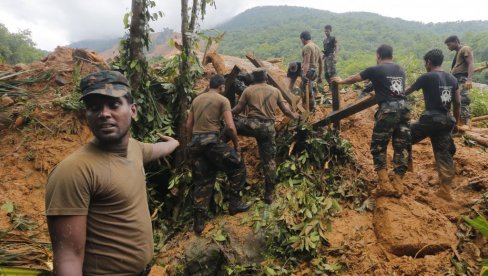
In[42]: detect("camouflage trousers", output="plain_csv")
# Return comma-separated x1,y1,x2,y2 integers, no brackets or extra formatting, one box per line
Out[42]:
234,116,277,188
371,101,411,176
300,78,317,112
459,82,471,124
190,133,246,212
411,111,456,184
324,55,336,84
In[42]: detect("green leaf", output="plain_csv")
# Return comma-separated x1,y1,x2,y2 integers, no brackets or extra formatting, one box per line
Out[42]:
264,267,276,276
123,12,130,28
213,232,226,242
463,215,488,237
169,38,175,48
1,201,14,214
481,259,488,266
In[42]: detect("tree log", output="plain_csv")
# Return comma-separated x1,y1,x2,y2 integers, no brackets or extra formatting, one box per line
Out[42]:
463,131,488,147
472,115,488,122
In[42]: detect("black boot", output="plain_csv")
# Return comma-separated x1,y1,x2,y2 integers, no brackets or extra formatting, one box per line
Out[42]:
264,182,275,204
229,195,250,215
193,209,206,234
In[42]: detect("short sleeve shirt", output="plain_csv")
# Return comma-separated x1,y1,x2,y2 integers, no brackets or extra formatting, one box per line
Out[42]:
360,63,406,103
409,71,458,112
238,83,285,120
45,138,154,275
287,62,302,79
323,36,337,57
190,91,231,133
451,46,473,77
302,41,321,70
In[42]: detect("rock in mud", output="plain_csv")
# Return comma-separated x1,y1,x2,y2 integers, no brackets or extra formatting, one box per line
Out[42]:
373,197,457,257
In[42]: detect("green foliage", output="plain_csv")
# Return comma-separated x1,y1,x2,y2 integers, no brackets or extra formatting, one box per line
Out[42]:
216,6,488,83
247,125,359,274
0,23,45,64
470,87,488,117
463,215,488,237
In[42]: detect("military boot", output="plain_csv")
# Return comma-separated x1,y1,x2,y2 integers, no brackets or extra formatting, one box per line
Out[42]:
390,174,404,197
372,169,398,198
264,182,275,204
193,209,206,234
229,195,251,215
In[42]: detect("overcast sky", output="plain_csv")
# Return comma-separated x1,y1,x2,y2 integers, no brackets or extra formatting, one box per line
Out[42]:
0,0,486,51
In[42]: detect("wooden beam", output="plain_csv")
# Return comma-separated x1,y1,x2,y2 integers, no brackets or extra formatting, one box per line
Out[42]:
472,115,488,122
330,82,340,130
245,53,299,109
224,65,241,107
312,93,378,129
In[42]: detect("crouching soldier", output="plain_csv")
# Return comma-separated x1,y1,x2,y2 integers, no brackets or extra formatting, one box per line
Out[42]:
405,49,461,200
231,69,299,204
187,74,250,234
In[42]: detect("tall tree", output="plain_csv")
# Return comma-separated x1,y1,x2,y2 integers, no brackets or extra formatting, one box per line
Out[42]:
128,0,147,96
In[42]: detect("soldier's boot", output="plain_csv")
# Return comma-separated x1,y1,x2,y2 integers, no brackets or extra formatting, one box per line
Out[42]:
436,168,455,201
407,158,414,172
372,169,397,198
390,174,404,197
229,195,250,215
193,209,206,234
264,182,275,204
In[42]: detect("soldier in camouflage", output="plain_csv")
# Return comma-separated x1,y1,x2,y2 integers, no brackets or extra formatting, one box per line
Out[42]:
322,25,338,85
445,35,475,125
333,45,410,198
405,49,461,200
187,74,250,234
232,69,299,204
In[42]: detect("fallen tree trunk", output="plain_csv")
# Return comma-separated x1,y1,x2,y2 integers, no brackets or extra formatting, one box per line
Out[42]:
203,52,228,75
472,115,488,122
312,93,377,129
463,131,488,147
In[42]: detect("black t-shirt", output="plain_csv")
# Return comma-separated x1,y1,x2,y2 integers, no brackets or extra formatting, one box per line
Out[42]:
287,62,302,79
360,63,406,103
409,71,459,112
323,36,336,57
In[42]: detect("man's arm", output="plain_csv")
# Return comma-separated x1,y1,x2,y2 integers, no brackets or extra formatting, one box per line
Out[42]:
318,54,323,83
223,110,240,151
465,49,475,90
186,111,194,138
151,135,180,160
278,100,299,119
288,76,297,91
231,100,246,115
302,51,311,77
48,215,87,275
333,38,338,63
453,87,461,124
332,73,363,85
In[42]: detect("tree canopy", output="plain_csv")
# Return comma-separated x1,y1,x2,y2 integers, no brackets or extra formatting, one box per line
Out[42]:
0,23,46,64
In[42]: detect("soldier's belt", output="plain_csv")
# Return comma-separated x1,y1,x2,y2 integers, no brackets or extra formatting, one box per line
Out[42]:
248,116,274,123
379,99,406,109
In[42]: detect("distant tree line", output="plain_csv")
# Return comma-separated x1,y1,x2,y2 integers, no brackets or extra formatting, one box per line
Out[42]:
0,23,46,64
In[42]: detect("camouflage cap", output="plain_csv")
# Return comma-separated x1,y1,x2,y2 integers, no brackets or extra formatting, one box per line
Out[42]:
79,70,131,100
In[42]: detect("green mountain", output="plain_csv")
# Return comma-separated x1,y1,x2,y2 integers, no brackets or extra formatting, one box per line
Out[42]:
215,6,488,83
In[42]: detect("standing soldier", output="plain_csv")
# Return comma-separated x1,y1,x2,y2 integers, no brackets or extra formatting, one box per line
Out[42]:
405,49,461,200
300,31,323,112
187,74,250,234
232,69,299,204
322,25,338,86
445,35,475,125
332,44,410,197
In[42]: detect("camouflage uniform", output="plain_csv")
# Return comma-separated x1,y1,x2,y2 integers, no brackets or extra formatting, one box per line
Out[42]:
323,55,336,84
457,77,471,124
371,100,411,176
190,132,246,212
411,111,456,184
233,116,277,189
300,77,317,112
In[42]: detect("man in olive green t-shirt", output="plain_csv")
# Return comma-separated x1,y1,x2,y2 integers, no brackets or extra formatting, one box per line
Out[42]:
186,74,250,234
445,35,475,125
300,30,323,112
232,69,299,204
45,71,180,275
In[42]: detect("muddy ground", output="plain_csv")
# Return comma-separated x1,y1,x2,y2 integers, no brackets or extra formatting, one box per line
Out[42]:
0,47,487,274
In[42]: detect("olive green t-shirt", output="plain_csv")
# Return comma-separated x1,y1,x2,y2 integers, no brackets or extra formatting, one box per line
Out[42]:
302,41,321,69
451,46,473,76
238,83,285,120
190,91,231,133
45,138,153,275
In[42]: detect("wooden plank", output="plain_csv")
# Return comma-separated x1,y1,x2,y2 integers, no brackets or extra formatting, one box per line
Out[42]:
330,82,340,130
224,65,241,107
472,115,488,122
312,93,378,129
245,53,299,109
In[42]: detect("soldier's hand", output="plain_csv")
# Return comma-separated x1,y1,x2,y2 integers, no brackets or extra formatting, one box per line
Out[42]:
317,77,323,84
465,80,473,90
157,133,178,143
292,112,300,120
331,76,341,84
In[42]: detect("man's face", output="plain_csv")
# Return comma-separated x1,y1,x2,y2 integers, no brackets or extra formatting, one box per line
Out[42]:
84,94,136,144
325,28,331,37
445,41,457,51
217,84,225,94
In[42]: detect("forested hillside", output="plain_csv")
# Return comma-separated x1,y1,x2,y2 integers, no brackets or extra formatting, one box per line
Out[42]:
216,6,488,83
0,23,46,64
